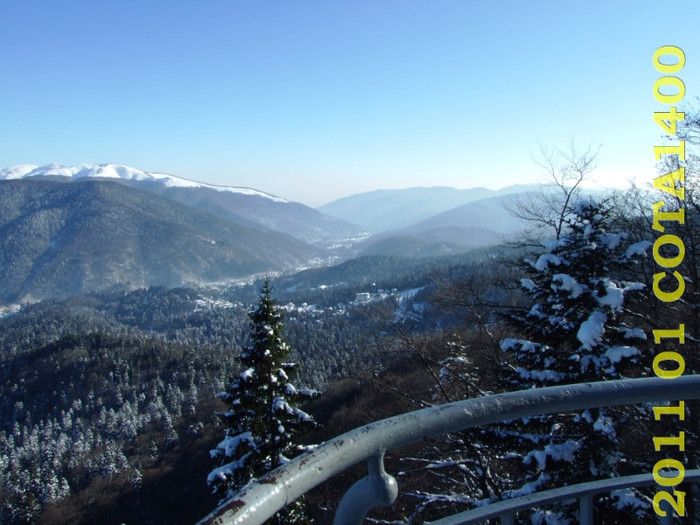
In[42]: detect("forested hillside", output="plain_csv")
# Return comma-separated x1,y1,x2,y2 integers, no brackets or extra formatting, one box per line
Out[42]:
0,252,489,523
0,179,322,303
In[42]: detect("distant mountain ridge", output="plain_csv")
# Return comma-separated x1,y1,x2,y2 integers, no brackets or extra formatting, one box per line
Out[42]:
317,184,541,233
0,179,323,304
1,164,364,245
357,191,536,257
1,163,605,301
0,163,288,201
347,185,612,258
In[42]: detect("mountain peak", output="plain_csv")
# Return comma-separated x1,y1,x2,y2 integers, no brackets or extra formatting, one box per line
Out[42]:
0,163,289,203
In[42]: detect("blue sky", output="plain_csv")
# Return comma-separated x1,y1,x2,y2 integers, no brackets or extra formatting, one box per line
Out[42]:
1,1,699,206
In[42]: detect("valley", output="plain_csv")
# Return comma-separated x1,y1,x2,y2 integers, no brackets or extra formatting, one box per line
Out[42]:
2,162,696,524
0,164,525,523
0,163,535,306
0,248,493,523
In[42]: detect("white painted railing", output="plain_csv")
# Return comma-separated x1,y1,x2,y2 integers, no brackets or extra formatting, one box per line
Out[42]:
196,375,700,525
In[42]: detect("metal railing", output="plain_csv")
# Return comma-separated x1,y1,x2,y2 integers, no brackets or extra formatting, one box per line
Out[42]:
426,469,700,525
196,375,700,525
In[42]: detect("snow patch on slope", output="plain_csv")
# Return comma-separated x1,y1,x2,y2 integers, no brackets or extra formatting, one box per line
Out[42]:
0,163,288,202
0,164,39,179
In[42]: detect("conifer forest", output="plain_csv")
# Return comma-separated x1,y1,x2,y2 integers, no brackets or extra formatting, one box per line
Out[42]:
2,109,700,525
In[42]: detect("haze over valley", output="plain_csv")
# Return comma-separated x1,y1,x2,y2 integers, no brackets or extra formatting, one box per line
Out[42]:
0,163,542,305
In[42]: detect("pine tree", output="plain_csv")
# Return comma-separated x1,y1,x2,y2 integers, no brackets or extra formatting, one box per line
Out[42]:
498,199,655,522
502,199,650,387
208,280,318,521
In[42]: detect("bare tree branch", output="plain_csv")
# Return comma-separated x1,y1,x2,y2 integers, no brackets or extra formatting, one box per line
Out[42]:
505,141,601,240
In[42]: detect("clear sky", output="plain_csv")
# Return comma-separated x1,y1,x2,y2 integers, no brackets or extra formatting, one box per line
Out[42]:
1,1,699,206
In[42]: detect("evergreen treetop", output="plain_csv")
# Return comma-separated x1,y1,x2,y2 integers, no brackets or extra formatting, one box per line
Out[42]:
208,280,318,512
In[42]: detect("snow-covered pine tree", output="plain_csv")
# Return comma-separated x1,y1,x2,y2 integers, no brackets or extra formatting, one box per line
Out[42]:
498,198,655,522
502,199,650,387
208,280,318,522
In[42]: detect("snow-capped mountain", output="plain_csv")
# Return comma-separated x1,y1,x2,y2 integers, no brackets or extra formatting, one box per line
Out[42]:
0,164,363,246
0,163,288,202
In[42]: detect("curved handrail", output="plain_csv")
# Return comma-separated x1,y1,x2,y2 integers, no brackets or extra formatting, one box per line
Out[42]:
196,375,700,525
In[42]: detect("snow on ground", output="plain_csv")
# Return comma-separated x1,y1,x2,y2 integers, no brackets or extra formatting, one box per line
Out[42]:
193,297,236,311
397,287,424,301
394,287,427,323
0,304,22,319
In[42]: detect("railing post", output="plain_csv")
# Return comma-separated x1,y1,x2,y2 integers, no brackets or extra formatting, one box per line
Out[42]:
658,500,674,525
333,452,398,525
579,494,593,525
